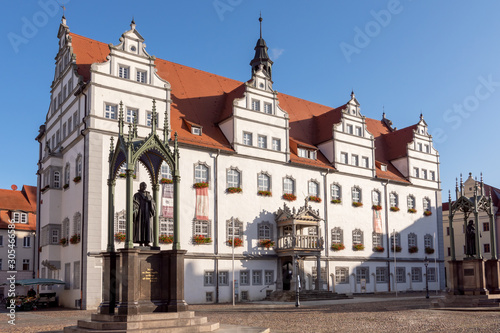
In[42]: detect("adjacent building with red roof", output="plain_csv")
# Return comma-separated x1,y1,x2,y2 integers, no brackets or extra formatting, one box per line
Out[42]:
36,17,443,309
0,185,37,298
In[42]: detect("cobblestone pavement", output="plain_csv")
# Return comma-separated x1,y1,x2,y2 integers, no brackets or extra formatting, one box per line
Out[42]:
0,294,498,332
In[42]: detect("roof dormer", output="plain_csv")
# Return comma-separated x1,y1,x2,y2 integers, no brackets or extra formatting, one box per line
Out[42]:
344,91,362,117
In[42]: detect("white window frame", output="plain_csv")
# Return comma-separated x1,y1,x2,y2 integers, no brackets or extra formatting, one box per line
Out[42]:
118,65,130,79
407,195,415,210
251,99,260,111
105,104,117,120
331,227,343,244
351,154,359,166
389,192,398,208
204,271,215,286
340,152,348,164
308,181,319,197
283,177,295,195
126,108,138,123
136,70,147,83
54,171,61,188
258,135,267,149
227,168,241,188
272,138,281,151
352,186,361,203
263,102,272,114
331,184,341,201
194,163,209,184
335,267,349,284
352,229,363,245
23,236,31,247
243,132,253,146
258,173,271,192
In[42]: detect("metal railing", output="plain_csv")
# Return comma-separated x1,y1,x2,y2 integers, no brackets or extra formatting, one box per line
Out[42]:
277,235,322,250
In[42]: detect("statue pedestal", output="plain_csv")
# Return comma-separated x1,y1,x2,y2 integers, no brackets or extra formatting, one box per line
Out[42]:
98,248,187,315
462,258,488,295
447,260,463,295
485,259,500,294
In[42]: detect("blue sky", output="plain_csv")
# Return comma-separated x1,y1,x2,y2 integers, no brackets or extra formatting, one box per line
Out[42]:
1,0,499,198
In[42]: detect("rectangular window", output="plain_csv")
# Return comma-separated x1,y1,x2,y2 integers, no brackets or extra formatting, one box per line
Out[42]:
396,267,406,283
206,292,213,302
105,104,117,119
218,271,229,286
204,271,215,286
447,247,451,256
23,236,30,247
414,168,419,178
146,111,153,127
240,291,248,301
355,126,362,137
424,144,430,153
252,270,262,285
126,108,138,123
73,111,78,126
484,243,490,253
258,135,267,149
63,85,67,100
194,220,210,236
265,270,274,285
192,127,201,135
272,138,281,151
335,267,349,284
373,233,382,248
428,268,436,282
68,78,73,92
136,70,146,83
51,230,59,244
251,99,260,111
243,132,253,146
12,212,20,223
411,267,422,282
341,152,348,164
56,130,60,144
362,157,369,168
430,171,435,180
376,267,387,283
74,261,81,289
64,263,71,290
240,270,250,286
22,259,29,271
264,102,272,114
119,65,130,79
446,227,450,236
356,267,369,283
0,259,2,270
62,123,67,138
258,174,270,192
298,148,308,158
0,235,3,246
346,124,353,134
417,143,422,151
483,222,490,232
422,169,428,179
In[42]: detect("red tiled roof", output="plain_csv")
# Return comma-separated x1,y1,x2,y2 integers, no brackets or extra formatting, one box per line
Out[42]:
69,33,418,181
0,185,37,231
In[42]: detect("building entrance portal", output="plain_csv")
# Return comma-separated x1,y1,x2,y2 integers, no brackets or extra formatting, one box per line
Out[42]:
282,261,293,290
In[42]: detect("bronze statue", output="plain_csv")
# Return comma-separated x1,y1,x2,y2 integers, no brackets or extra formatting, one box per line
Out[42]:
133,182,155,246
465,220,476,257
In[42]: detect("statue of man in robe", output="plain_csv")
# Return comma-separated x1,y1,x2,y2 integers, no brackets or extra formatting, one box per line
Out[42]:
465,220,476,257
133,182,155,246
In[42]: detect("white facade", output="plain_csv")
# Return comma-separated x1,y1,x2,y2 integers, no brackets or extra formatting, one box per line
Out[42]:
36,19,445,309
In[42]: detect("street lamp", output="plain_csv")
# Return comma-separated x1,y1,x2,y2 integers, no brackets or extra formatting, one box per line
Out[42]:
424,256,429,299
295,254,300,307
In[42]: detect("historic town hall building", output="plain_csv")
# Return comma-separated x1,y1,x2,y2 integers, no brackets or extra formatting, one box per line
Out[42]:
36,17,444,309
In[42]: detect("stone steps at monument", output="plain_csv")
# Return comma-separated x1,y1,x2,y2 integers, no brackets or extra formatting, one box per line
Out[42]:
63,311,220,332
266,290,351,302
431,294,500,308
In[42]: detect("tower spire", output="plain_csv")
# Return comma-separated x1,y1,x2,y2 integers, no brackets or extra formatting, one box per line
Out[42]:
250,14,273,80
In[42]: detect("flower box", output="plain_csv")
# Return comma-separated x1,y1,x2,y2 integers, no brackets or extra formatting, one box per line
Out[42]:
259,239,275,249
425,247,435,254
193,182,209,188
73,176,81,183
70,234,81,244
41,185,50,193
63,184,69,189
331,199,341,204
118,173,126,178
59,238,67,246
331,243,345,251
159,234,173,244
408,208,417,213
283,193,297,201
424,210,432,216
408,246,418,253
352,202,363,207
391,245,402,252
227,237,243,247
390,206,400,212
308,195,321,203
227,187,242,194
353,244,365,251
193,235,212,244
114,232,126,242
161,178,173,184
373,246,384,252
258,190,272,197
372,205,382,211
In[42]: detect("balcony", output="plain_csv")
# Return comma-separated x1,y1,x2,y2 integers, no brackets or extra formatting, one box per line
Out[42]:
276,235,323,253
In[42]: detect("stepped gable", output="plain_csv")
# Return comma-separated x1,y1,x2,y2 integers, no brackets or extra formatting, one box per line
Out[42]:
68,32,419,182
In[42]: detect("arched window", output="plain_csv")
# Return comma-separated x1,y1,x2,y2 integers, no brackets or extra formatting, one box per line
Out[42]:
62,218,70,244
76,155,82,177
258,222,272,240
53,171,61,188
352,186,362,203
308,181,319,197
390,232,401,249
226,218,243,240
407,195,416,210
64,163,70,186
161,162,172,180
258,173,270,192
283,177,294,195
372,232,383,248
331,184,341,201
408,233,417,248
372,190,381,205
73,212,81,235
352,229,363,245
389,192,398,208
114,210,126,235
331,227,343,244
423,197,431,211
194,163,209,183
227,168,241,188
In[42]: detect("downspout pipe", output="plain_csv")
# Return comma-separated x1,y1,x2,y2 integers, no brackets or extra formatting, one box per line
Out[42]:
321,168,330,291
382,180,390,292
214,149,220,303
79,84,88,310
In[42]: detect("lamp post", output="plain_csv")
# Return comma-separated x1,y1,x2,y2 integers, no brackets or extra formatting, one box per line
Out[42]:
295,254,300,307
424,256,429,299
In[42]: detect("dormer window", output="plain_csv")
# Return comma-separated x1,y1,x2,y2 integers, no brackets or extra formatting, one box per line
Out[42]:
192,126,202,136
119,65,130,79
136,70,146,83
346,124,353,134
381,164,387,172
298,148,317,160
264,102,272,114
355,126,362,137
251,99,260,111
